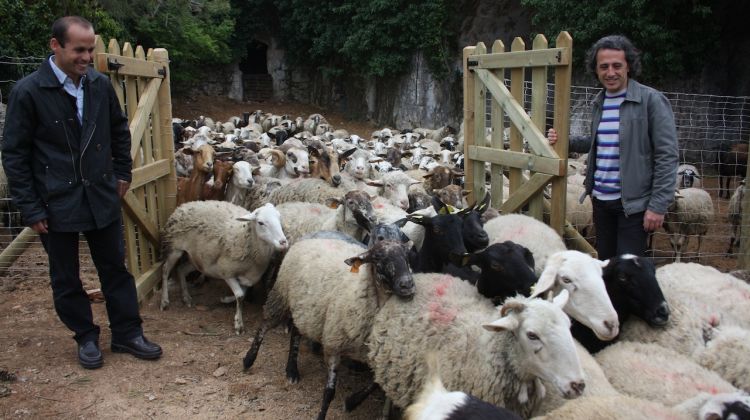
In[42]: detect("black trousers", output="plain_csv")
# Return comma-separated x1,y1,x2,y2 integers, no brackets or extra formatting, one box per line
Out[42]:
592,197,648,261
40,219,143,344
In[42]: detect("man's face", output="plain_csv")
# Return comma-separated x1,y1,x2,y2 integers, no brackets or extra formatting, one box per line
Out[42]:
50,23,95,83
595,48,629,93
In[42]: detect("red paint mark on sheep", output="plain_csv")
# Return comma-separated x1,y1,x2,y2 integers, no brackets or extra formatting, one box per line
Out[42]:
428,302,457,325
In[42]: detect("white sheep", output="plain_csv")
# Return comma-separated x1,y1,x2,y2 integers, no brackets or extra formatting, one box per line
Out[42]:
367,170,424,210
224,161,256,206
244,237,415,419
697,326,750,392
656,262,750,330
727,179,745,254
367,273,585,418
484,213,567,276
594,341,737,407
160,201,288,334
664,187,714,262
532,395,685,419
274,190,376,245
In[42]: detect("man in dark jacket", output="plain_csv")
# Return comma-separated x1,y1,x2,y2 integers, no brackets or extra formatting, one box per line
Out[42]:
1,16,162,369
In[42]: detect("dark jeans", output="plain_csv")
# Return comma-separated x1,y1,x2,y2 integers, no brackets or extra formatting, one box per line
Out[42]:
40,219,143,344
592,197,648,261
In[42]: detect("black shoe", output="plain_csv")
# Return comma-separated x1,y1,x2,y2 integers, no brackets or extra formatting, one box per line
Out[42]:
111,335,162,360
78,341,103,369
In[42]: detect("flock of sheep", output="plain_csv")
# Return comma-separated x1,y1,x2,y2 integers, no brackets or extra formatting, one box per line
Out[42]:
160,110,750,419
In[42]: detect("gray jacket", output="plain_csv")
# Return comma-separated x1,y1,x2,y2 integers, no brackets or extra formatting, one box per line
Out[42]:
583,79,678,216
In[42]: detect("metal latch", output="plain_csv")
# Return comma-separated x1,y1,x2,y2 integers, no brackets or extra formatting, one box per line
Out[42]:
107,58,124,71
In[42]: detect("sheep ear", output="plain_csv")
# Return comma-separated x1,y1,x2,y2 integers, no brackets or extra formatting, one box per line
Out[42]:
236,212,258,222
345,252,370,273
366,179,384,187
405,214,430,226
393,217,409,228
325,198,342,209
449,252,473,267
531,254,563,298
340,147,357,160
552,289,570,309
483,316,518,332
600,259,609,268
461,189,472,197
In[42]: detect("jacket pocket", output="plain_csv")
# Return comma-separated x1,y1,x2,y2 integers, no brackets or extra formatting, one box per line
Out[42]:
44,165,76,199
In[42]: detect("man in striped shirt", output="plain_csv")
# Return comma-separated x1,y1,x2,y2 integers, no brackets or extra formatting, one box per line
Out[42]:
551,35,678,260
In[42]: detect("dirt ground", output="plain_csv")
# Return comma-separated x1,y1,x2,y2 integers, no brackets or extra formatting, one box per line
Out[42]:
0,95,746,419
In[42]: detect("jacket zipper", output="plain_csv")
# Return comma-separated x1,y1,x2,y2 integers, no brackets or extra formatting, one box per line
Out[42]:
61,120,78,184
79,122,97,181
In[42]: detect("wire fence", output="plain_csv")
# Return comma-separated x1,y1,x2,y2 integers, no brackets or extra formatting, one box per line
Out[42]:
1,58,748,281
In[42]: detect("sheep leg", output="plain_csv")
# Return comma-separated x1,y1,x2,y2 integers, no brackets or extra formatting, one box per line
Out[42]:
219,285,248,304
160,250,184,310
175,261,195,307
285,324,302,384
345,381,378,412
316,354,340,420
225,277,246,334
696,234,703,263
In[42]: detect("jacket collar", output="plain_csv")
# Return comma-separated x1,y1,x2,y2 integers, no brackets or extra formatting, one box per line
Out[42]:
38,55,102,89
592,78,644,107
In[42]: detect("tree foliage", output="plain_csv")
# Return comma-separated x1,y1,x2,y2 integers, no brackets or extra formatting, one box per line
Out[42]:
232,0,461,79
520,0,719,84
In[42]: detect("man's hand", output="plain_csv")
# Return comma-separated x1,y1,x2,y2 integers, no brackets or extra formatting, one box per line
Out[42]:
643,210,664,232
117,180,131,199
30,219,48,234
547,128,558,146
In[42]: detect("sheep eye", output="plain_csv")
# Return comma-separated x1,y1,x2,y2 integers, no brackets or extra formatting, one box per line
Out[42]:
432,226,442,234
618,274,628,282
526,332,539,341
258,221,265,226
490,262,503,272
561,276,572,284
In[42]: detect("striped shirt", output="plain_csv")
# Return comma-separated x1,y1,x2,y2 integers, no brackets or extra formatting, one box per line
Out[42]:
593,89,626,201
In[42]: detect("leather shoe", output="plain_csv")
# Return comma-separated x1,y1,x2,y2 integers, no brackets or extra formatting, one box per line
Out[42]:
78,341,103,369
111,335,162,360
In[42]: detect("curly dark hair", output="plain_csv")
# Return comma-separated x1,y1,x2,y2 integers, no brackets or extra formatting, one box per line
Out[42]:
585,35,642,79
51,16,93,48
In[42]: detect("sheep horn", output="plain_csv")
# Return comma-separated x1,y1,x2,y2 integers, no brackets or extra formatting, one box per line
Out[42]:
267,149,286,169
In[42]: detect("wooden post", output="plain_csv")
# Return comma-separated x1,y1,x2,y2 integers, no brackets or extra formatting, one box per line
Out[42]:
473,42,488,202
550,32,573,236
509,37,525,203
490,40,506,209
528,34,548,220
463,45,477,205
0,228,36,277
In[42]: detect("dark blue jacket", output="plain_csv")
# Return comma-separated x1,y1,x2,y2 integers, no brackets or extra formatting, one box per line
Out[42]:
2,58,132,231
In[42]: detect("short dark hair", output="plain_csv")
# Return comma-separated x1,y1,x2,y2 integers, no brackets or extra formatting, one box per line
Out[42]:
51,16,93,48
585,35,642,79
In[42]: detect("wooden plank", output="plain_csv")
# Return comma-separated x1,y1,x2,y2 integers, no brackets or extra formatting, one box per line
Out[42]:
119,42,140,276
469,47,570,69
129,77,162,159
95,53,166,79
130,159,171,190
136,46,156,269
550,32,573,235
527,34,549,220
121,192,160,248
153,48,176,268
472,42,488,201
135,262,163,303
468,145,564,176
463,45,477,205
508,38,525,202
498,173,554,214
490,40,506,208
475,69,557,159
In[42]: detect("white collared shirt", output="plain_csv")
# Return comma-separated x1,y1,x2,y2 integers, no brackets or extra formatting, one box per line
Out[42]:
49,56,85,125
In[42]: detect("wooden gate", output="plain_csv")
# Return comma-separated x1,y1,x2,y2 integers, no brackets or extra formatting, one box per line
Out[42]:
463,32,593,254
94,36,177,301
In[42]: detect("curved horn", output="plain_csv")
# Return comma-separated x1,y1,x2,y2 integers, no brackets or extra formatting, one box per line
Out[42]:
267,149,286,169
